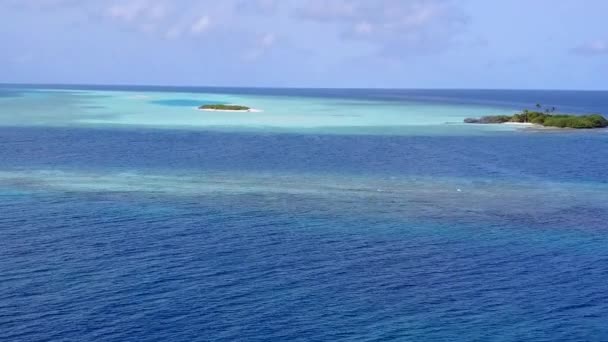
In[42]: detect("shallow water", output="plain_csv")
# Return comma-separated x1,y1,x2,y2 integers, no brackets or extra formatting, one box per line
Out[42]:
0,86,523,133
1,86,608,341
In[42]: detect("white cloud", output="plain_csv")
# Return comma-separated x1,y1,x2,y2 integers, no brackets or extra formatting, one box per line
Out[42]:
4,0,80,10
244,32,278,61
295,0,356,21
236,0,279,14
354,21,373,35
260,33,276,47
103,1,215,37
147,2,167,20
572,39,608,55
165,26,183,40
105,0,169,35
4,0,470,60
190,15,211,35
107,1,145,22
295,0,468,55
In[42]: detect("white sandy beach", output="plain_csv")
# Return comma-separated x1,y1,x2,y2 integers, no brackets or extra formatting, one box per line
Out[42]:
502,122,570,130
502,122,541,127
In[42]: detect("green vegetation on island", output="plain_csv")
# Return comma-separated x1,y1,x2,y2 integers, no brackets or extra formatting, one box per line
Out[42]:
465,104,608,129
199,104,250,111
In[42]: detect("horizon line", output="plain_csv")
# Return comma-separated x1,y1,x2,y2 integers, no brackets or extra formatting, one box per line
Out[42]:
1,82,607,92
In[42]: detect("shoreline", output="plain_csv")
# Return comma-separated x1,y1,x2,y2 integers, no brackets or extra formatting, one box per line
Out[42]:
464,121,571,131
502,122,549,129
501,122,586,131
502,122,540,126
198,108,263,113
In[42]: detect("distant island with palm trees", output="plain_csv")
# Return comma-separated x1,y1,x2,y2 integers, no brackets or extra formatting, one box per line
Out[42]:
465,104,608,129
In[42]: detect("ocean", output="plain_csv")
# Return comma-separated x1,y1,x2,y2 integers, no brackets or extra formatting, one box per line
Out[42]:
1,85,607,341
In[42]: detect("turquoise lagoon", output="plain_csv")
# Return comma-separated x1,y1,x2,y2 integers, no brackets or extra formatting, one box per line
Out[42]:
0,87,525,134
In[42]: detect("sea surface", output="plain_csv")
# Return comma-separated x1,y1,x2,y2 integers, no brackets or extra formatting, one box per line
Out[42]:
1,85,608,341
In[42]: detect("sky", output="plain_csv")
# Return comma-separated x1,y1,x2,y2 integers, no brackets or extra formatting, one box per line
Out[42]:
1,0,607,89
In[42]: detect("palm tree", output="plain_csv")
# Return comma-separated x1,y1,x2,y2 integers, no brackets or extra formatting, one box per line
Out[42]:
522,109,529,122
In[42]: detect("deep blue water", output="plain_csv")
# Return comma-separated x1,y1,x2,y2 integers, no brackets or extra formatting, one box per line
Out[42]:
1,127,607,182
1,87,608,341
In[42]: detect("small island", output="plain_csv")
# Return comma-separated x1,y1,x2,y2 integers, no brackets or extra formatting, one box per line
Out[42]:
198,104,262,112
199,104,251,111
465,104,608,129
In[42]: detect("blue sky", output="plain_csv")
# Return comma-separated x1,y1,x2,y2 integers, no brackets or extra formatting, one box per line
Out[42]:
2,0,607,89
